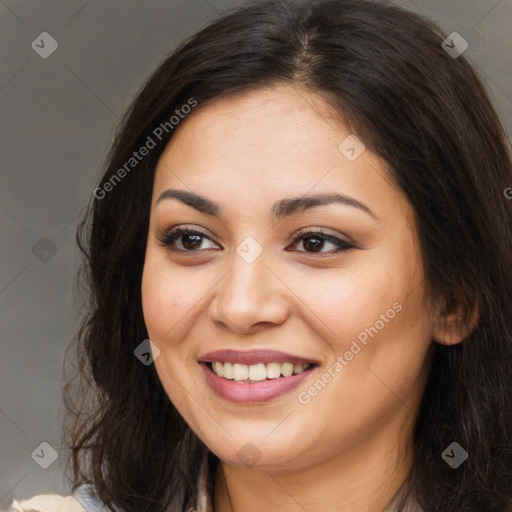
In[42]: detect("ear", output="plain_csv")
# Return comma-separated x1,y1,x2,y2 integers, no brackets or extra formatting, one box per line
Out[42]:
432,298,480,346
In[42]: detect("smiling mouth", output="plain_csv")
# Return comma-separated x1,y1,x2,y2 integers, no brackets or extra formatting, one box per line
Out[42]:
205,361,316,383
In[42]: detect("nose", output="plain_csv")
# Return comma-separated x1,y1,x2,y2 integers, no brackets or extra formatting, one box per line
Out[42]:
208,246,290,334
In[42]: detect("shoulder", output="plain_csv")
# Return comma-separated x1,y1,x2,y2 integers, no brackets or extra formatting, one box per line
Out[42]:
3,483,109,512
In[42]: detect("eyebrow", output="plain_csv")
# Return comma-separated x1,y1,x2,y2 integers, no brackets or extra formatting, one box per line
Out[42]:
156,189,377,220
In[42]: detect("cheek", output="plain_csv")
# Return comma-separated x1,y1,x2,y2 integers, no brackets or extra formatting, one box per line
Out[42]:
141,254,190,343
318,272,431,414
141,257,201,397
287,264,402,351
337,272,401,335
142,270,170,341
289,243,427,370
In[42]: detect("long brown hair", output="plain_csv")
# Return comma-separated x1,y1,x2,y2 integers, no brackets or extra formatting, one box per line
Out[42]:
63,1,512,510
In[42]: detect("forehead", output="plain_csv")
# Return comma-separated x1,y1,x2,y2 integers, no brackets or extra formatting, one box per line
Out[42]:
159,84,343,164
152,84,410,224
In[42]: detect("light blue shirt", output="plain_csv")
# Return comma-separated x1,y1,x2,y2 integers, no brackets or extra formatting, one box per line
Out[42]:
72,484,110,512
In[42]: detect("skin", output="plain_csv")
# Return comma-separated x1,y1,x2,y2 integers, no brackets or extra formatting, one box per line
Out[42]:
141,83,468,512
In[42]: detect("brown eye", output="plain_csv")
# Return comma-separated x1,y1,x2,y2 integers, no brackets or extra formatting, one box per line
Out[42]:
288,229,355,255
302,235,325,252
180,233,203,250
157,227,219,252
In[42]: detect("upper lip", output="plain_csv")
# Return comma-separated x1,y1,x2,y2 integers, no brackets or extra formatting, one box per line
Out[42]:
199,349,319,366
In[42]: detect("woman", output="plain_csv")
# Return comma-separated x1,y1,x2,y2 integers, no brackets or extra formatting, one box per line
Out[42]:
6,0,512,510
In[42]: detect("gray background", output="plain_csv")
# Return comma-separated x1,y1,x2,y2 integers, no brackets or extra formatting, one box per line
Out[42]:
1,0,511,506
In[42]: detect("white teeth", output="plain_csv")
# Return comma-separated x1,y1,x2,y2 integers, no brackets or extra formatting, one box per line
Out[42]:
223,362,234,380
210,361,313,380
213,361,224,378
233,363,249,381
281,363,293,377
293,363,305,374
266,362,282,379
248,363,267,381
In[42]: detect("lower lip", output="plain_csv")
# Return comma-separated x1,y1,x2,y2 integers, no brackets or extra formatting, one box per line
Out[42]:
200,362,317,403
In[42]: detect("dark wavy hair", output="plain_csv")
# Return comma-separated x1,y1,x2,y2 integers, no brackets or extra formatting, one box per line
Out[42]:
62,0,512,510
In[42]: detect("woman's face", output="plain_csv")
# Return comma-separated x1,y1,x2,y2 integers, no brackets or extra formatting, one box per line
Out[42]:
141,84,437,472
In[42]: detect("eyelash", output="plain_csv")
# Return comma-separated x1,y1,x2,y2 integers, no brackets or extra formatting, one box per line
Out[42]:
156,227,355,256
